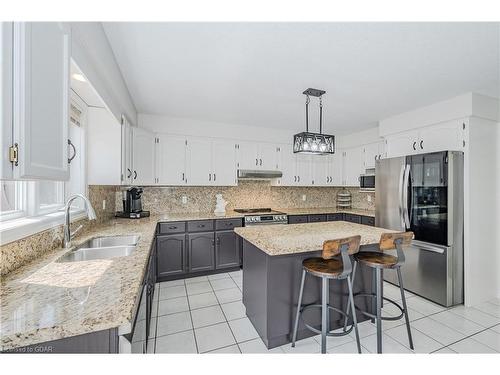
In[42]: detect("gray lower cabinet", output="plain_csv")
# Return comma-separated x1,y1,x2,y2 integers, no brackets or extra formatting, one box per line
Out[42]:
344,213,362,223
156,234,187,278
215,230,242,269
288,215,308,224
308,214,327,222
361,215,375,226
188,232,215,273
327,213,344,221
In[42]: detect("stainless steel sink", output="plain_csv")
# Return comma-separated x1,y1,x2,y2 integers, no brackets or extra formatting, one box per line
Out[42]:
58,246,136,263
57,235,140,263
78,235,140,249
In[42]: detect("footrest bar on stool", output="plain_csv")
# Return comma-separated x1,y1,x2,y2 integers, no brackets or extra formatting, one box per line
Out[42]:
351,292,405,321
299,303,354,336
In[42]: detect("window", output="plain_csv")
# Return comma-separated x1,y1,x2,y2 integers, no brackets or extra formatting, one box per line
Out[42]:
0,93,87,241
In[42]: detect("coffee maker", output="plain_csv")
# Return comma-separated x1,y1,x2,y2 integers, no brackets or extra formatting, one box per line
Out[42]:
116,187,150,219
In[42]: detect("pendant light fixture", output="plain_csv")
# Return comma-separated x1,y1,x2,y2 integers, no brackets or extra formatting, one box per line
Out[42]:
293,88,335,155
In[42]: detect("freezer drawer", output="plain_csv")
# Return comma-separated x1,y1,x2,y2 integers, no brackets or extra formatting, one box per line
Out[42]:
383,241,463,307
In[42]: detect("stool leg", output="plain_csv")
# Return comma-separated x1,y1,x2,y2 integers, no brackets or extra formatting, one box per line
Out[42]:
397,267,414,350
291,269,306,347
375,267,382,354
343,261,357,332
347,276,361,354
371,268,377,324
321,276,328,354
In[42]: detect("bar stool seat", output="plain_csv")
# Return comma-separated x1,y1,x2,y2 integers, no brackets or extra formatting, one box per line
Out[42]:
302,257,344,278
353,252,398,269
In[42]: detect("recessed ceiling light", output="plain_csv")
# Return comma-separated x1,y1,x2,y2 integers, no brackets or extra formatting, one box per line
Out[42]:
72,73,86,82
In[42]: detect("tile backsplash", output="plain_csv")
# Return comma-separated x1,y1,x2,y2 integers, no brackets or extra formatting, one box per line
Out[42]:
115,181,375,214
0,185,117,276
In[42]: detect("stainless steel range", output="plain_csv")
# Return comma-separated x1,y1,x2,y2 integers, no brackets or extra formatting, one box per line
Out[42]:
234,208,288,226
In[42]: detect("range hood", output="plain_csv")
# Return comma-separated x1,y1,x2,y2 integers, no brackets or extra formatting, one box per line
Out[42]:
237,169,283,180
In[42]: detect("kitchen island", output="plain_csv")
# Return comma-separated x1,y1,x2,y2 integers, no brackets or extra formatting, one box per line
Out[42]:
234,221,393,349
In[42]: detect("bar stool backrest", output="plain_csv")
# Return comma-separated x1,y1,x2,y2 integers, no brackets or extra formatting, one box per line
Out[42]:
379,232,414,251
322,235,361,259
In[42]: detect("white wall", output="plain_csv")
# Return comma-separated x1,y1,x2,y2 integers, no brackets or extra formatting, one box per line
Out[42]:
70,22,137,126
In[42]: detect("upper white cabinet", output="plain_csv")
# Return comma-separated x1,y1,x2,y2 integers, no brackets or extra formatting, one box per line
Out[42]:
87,107,122,185
236,141,278,170
186,137,236,186
132,127,155,185
6,22,71,180
385,119,466,158
363,141,385,169
311,155,329,186
1,23,13,179
156,135,187,185
212,139,237,186
121,116,133,185
342,146,364,186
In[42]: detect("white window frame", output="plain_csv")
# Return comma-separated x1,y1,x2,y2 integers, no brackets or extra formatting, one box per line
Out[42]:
0,92,88,245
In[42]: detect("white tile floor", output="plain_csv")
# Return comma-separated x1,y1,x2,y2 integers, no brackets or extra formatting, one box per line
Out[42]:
148,271,500,354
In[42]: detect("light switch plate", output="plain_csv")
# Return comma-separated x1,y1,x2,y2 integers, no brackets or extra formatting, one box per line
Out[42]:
102,200,106,210
182,196,188,204
302,194,306,201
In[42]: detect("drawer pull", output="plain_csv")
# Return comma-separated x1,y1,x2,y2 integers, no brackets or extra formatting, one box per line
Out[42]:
168,226,177,230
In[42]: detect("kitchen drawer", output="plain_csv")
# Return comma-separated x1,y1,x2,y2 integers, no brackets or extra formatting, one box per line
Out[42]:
215,218,243,231
288,215,308,224
344,214,361,224
361,215,375,226
327,213,344,221
308,214,327,223
158,222,186,235
187,220,214,233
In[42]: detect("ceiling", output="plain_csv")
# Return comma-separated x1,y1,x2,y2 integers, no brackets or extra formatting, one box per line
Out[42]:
103,22,499,134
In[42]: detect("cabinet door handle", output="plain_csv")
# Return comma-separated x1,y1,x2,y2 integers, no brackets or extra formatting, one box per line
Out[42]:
412,141,416,151
133,170,137,180
209,173,211,181
182,172,185,181
298,176,300,182
259,158,262,166
127,168,132,178
198,224,205,228
255,158,258,166
420,140,424,149
67,139,76,164
294,176,296,182
214,173,216,181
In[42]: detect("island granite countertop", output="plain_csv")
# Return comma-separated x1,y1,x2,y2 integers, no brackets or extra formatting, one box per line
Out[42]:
234,221,393,256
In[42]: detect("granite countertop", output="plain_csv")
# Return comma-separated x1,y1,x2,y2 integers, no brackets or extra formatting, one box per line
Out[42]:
0,215,162,352
234,221,392,256
1,207,374,351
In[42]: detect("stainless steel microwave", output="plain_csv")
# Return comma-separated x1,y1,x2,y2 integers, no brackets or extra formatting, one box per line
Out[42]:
359,174,375,190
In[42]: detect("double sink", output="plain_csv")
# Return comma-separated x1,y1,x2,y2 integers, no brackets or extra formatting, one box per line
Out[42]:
57,235,140,263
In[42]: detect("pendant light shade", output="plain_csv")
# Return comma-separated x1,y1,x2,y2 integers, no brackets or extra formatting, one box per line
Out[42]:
293,88,335,155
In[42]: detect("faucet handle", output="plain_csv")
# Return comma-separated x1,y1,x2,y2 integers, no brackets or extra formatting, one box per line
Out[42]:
70,224,83,237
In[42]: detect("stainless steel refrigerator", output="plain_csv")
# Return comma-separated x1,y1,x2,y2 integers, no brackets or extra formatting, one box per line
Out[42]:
375,151,464,307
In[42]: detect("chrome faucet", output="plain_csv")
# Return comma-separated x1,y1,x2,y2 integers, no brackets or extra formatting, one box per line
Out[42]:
63,194,97,248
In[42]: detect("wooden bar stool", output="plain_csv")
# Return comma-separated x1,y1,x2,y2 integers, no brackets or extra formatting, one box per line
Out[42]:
291,235,362,354
343,232,414,354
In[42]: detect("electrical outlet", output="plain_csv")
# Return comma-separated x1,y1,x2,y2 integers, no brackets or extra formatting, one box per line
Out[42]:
302,194,307,201
367,195,372,203
182,196,188,205
102,200,106,210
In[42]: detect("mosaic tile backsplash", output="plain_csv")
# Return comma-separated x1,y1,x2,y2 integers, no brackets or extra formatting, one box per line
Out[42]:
115,181,375,214
0,185,117,276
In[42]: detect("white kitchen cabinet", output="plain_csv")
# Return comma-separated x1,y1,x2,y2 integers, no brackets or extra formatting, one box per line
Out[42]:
121,116,133,185
87,107,122,185
328,153,342,186
236,141,278,170
187,138,213,186
186,137,237,186
419,119,466,153
10,22,71,180
311,155,329,186
363,142,381,169
156,135,187,185
1,22,13,179
295,154,312,186
212,139,237,186
342,146,364,186
273,143,294,186
132,127,155,185
385,119,466,158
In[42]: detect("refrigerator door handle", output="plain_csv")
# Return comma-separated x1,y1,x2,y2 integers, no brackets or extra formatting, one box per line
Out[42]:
412,240,447,254
398,163,406,229
402,164,411,229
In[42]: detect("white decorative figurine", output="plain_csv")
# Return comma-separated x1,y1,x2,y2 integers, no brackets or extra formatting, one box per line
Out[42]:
214,194,228,215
